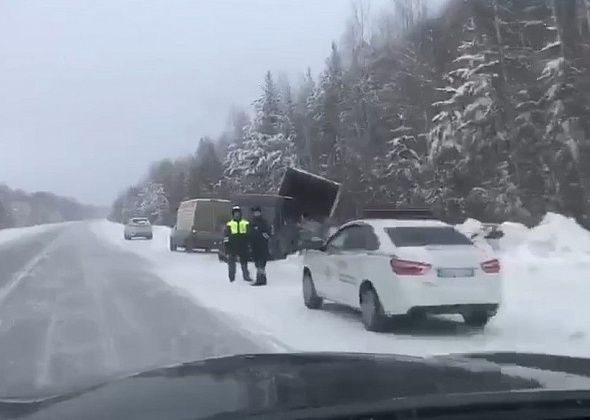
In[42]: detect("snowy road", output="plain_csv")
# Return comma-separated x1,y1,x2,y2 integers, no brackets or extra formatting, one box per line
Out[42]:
3,216,590,399
0,223,264,398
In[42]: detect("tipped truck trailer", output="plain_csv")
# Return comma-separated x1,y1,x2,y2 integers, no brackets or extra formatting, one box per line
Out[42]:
170,199,232,252
279,167,341,251
278,167,341,223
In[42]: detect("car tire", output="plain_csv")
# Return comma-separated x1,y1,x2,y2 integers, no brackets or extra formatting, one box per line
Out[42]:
462,311,491,328
302,271,323,309
360,287,387,332
170,239,177,251
124,235,130,240
146,235,153,240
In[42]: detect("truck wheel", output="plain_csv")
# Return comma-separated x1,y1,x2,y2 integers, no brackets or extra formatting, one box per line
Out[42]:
360,287,387,332
302,271,322,309
463,311,491,328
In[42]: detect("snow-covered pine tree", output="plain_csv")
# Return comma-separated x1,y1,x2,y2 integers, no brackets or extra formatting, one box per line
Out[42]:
428,1,528,222
308,43,346,179
223,71,298,193
293,68,316,170
136,183,169,224
538,0,590,225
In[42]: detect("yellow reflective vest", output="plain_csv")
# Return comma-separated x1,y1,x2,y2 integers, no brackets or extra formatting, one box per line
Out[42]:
226,219,249,235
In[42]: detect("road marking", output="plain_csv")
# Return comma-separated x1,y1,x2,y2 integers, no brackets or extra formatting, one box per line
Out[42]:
0,235,61,307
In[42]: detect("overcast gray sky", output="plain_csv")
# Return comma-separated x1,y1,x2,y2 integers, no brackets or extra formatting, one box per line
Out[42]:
1,0,390,205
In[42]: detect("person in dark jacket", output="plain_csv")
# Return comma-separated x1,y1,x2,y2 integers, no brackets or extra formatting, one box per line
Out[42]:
249,206,271,286
223,206,251,283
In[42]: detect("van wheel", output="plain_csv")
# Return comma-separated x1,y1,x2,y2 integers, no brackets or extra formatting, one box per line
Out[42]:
463,311,491,328
360,287,387,332
302,271,322,309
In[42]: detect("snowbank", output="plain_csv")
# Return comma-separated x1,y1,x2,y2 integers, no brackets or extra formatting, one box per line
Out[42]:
91,216,590,358
0,223,62,246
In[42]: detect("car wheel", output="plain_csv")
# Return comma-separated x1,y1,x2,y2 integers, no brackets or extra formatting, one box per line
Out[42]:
463,311,491,328
360,287,387,332
124,235,130,240
302,271,322,309
146,235,153,240
169,239,177,251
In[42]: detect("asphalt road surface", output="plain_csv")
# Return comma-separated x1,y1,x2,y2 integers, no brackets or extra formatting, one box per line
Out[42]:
0,223,265,398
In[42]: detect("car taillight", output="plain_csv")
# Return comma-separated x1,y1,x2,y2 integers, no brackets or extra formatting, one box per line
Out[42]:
390,257,432,276
481,259,500,274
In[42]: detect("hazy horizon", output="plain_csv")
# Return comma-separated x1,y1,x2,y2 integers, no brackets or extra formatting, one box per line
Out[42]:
1,0,392,206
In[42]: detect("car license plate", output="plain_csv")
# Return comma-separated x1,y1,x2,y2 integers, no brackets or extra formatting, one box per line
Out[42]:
437,268,474,278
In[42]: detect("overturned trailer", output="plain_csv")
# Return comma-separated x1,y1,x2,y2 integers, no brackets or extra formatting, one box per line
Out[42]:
278,167,341,223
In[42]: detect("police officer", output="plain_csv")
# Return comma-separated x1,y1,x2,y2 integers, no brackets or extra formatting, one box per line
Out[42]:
223,206,252,283
249,206,271,286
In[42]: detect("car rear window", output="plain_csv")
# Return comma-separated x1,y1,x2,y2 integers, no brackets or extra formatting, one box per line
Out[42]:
386,227,473,247
132,218,149,224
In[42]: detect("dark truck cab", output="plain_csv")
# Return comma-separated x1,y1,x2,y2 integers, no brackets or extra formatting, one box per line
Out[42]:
232,194,299,260
218,168,341,261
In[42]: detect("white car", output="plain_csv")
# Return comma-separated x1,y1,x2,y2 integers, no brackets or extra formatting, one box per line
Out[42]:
302,218,501,331
124,217,153,240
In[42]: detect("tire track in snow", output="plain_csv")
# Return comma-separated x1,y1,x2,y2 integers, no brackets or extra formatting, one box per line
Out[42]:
0,231,63,307
35,314,57,389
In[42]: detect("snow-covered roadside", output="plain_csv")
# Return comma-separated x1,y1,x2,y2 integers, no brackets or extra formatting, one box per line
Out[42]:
0,223,63,246
91,215,590,357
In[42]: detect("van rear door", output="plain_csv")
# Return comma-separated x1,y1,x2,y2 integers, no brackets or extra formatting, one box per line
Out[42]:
193,200,231,233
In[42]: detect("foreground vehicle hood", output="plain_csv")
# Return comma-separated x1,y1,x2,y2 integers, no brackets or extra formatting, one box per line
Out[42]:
3,352,590,419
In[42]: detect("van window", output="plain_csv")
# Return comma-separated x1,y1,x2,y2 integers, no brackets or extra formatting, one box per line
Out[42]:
177,201,197,230
131,218,149,225
386,227,472,247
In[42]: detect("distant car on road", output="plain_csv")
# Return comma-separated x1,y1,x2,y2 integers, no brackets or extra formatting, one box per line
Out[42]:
124,217,153,240
302,211,501,332
170,199,231,252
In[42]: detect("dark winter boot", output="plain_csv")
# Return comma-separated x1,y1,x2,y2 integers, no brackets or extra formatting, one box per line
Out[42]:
252,267,266,286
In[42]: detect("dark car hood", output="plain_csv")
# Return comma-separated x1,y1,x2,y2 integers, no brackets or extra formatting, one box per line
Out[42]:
3,352,590,419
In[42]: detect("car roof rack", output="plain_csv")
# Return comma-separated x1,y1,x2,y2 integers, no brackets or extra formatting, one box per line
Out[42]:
362,208,437,220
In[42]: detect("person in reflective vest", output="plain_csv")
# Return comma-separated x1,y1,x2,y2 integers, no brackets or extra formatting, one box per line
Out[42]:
223,206,252,282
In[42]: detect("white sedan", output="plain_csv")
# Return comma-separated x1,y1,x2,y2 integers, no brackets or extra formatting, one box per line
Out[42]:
302,218,501,331
124,217,153,240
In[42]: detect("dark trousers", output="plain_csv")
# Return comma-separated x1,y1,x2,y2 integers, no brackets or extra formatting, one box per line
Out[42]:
253,257,267,285
228,254,251,282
